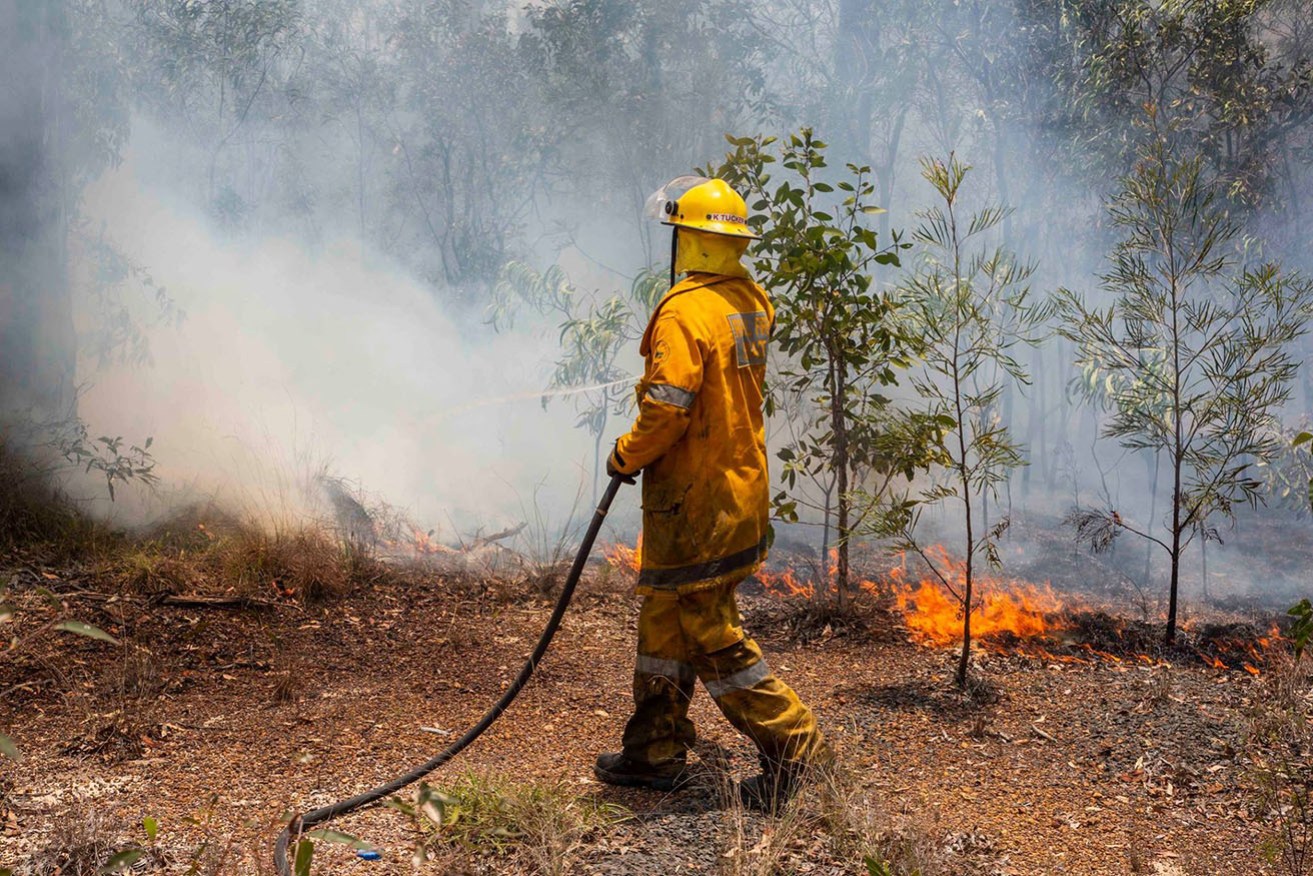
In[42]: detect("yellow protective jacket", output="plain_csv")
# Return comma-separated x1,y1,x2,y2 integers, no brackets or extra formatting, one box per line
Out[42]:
610,272,774,594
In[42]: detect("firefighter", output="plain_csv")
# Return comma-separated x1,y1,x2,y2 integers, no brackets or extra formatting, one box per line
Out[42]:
594,177,831,811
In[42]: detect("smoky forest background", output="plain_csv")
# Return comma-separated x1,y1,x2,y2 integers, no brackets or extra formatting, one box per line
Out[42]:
3,1,1313,874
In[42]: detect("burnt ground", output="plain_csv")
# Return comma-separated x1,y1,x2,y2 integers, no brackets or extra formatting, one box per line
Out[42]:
0,548,1296,876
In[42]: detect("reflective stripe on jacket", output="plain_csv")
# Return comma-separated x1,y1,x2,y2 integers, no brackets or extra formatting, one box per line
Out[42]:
611,272,774,594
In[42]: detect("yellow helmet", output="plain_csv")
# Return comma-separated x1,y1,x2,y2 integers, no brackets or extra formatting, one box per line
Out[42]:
651,177,760,240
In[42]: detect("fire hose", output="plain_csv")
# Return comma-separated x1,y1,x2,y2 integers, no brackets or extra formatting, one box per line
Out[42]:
273,474,626,875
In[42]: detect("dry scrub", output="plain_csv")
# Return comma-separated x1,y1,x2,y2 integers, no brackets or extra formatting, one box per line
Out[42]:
714,761,1001,876
1249,651,1313,875
386,770,630,875
0,439,114,559
106,519,368,605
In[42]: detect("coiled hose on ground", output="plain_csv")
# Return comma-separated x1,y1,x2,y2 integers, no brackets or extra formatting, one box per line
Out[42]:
273,475,625,875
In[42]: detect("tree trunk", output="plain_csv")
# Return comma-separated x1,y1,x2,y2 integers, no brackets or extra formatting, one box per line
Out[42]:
1165,457,1186,648
836,0,878,162
832,366,851,608
957,486,975,688
955,393,974,688
0,0,77,421
1144,451,1159,588
819,486,831,606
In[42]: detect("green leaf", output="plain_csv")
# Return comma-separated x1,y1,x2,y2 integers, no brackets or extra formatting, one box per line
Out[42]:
864,856,894,876
0,732,21,762
417,783,452,827
1291,601,1313,660
1293,431,1312,447
54,620,118,645
305,829,375,851
293,839,314,876
382,796,416,817
861,205,887,215
143,816,158,841
98,849,144,873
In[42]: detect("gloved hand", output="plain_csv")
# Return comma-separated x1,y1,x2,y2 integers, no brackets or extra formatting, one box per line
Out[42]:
606,443,637,485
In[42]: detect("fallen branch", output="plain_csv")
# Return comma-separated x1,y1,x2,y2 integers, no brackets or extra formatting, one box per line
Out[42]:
160,594,274,609
471,522,527,549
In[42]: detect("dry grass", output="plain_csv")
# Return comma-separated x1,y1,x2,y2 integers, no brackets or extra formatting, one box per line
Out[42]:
0,438,116,559
113,550,206,596
713,758,995,876
23,803,168,876
1248,650,1313,876
400,770,630,875
212,526,352,602
103,520,369,605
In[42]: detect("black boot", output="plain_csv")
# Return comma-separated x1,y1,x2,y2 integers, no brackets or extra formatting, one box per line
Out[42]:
594,752,689,792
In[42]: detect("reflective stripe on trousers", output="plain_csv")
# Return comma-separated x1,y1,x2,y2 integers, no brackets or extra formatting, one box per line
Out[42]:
620,579,825,769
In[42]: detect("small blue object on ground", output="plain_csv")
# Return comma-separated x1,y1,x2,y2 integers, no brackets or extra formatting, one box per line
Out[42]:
357,850,382,861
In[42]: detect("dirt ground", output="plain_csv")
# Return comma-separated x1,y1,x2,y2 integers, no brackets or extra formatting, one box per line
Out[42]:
0,550,1291,875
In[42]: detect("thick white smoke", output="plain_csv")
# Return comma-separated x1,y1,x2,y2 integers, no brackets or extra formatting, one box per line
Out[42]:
71,133,627,540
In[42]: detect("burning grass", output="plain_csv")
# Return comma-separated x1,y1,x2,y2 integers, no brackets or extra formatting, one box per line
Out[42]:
602,532,641,573
885,547,1066,647
601,533,1294,675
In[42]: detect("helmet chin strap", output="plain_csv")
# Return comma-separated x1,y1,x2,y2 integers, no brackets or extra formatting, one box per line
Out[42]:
669,227,678,290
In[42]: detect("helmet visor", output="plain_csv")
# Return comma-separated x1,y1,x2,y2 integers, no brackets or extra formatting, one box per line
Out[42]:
644,175,712,222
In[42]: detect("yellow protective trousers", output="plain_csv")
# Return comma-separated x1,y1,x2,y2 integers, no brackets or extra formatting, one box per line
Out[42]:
620,579,826,770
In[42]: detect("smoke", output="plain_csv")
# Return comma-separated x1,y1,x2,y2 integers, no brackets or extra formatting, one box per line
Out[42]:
0,0,1305,605
71,126,616,537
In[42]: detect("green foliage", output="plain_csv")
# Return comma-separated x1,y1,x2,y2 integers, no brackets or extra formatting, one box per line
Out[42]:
865,856,890,876
293,838,313,876
1262,429,1313,517
711,128,934,602
388,772,629,869
55,421,158,501
893,154,1048,687
1048,0,1313,213
1058,133,1313,643
54,619,119,645
1301,431,1313,515
865,855,921,876
1289,599,1313,660
97,849,144,873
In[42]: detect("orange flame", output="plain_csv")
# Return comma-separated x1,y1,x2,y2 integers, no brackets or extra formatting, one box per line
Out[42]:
604,533,642,573
888,547,1065,647
411,529,449,555
758,566,816,599
598,536,1285,674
